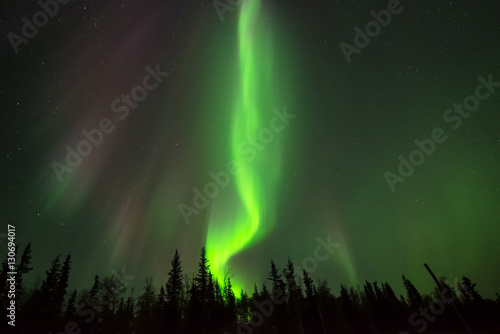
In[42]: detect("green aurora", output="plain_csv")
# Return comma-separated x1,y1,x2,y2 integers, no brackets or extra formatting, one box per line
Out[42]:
4,0,500,302
206,0,285,293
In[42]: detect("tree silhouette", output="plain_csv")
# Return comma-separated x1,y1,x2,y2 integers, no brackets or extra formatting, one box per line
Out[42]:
4,243,500,334
90,274,100,300
303,269,315,300
97,273,127,333
55,254,71,317
40,254,62,328
268,260,285,296
285,258,303,333
166,248,183,324
459,275,483,304
402,275,423,310
314,279,336,333
16,243,33,306
64,289,77,322
136,276,156,332
189,247,211,333
223,275,236,323
267,260,289,332
340,283,356,325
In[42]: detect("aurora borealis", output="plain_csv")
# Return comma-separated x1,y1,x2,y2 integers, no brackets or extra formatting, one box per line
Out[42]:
2,0,500,303
206,0,287,294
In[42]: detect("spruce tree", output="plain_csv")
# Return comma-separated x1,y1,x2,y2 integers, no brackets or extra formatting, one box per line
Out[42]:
303,270,315,300
223,276,236,321
285,258,300,299
40,254,62,319
268,260,286,295
89,275,100,300
158,285,166,313
166,249,183,319
136,276,157,333
55,254,71,315
16,243,33,305
195,247,210,301
64,289,77,321
402,275,423,309
460,276,483,303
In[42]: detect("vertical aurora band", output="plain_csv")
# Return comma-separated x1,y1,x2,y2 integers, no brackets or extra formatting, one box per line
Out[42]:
206,0,283,292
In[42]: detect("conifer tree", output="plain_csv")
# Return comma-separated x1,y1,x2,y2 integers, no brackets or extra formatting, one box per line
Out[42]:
158,285,166,313
166,249,183,319
40,254,62,319
137,277,157,332
55,254,71,314
459,276,483,303
285,258,301,299
64,289,77,321
268,260,286,295
89,275,100,300
224,276,236,321
402,275,423,309
303,269,315,300
16,243,33,305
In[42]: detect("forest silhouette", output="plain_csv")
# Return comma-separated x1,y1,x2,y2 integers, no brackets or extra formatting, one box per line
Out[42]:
1,243,499,334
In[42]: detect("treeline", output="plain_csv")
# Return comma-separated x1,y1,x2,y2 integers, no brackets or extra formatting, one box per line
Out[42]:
1,243,499,334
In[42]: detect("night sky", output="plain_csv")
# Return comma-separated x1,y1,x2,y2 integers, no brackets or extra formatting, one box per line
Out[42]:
2,0,500,299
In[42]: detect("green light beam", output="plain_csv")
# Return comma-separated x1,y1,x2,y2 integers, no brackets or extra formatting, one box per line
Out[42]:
206,0,283,294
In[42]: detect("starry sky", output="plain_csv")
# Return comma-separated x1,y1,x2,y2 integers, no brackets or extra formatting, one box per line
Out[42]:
2,0,500,299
